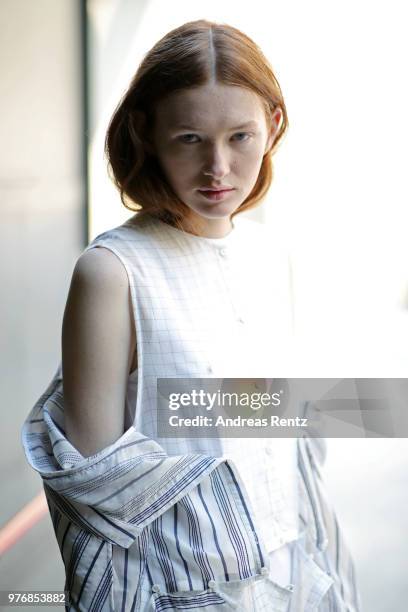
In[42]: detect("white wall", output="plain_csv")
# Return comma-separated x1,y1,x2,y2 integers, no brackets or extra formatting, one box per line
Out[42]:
0,0,84,595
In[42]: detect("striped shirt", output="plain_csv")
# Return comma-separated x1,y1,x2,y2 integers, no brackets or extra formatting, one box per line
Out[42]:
22,378,361,610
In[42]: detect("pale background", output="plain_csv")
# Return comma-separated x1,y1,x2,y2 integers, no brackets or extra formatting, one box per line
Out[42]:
1,1,407,611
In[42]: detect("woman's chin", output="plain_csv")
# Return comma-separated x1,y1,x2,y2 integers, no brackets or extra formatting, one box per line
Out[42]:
190,200,240,220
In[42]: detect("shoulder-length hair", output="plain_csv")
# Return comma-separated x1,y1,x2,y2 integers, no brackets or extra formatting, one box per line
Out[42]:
105,19,289,231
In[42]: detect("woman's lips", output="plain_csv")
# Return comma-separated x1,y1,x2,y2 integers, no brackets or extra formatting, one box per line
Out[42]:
197,188,235,201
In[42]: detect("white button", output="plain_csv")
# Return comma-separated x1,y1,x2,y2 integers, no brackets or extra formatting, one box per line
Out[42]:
237,316,245,324
207,579,216,589
265,447,273,455
260,566,269,576
286,584,294,592
151,584,161,594
219,248,227,257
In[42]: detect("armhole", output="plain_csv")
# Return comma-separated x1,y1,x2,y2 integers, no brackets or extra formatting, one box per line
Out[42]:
83,242,142,420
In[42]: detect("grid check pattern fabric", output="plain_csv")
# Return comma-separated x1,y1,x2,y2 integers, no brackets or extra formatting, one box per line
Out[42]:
96,213,300,556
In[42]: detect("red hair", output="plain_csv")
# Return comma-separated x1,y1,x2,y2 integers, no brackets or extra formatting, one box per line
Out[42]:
105,19,289,232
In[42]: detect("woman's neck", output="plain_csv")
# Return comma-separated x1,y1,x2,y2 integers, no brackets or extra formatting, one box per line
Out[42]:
166,212,233,238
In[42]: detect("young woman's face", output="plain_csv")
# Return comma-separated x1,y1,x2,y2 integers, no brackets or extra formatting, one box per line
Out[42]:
150,82,281,233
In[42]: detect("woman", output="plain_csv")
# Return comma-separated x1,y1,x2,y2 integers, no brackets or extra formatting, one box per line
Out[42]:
22,20,361,611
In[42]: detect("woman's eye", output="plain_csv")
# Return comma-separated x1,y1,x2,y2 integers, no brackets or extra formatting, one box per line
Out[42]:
178,134,200,143
232,132,252,142
176,132,253,144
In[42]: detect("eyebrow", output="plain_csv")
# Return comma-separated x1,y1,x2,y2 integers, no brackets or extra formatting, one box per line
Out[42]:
172,120,259,131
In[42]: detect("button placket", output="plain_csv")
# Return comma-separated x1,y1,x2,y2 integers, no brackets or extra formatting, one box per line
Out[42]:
214,244,244,323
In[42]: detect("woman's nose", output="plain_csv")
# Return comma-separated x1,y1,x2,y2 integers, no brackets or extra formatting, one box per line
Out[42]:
202,143,230,179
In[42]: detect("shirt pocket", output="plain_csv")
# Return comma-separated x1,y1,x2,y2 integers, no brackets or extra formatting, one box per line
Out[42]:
149,574,295,612
149,584,232,611
288,536,334,612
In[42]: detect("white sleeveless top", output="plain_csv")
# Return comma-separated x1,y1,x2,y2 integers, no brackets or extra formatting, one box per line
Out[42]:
85,212,299,555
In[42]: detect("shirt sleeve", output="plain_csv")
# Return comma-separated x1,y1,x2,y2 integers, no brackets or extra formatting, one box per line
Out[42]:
21,365,225,548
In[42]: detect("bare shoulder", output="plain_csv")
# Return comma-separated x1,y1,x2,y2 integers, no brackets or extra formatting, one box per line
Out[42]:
72,246,129,290
65,245,133,351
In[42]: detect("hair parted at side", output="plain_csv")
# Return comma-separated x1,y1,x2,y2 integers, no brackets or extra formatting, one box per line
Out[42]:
105,19,289,229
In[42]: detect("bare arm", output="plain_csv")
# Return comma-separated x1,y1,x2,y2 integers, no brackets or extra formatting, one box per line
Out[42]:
62,247,136,457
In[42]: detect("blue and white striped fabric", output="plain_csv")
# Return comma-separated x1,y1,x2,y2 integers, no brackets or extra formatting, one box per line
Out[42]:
22,373,361,611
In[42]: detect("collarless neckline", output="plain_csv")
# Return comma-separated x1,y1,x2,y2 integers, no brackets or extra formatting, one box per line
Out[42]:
143,214,239,247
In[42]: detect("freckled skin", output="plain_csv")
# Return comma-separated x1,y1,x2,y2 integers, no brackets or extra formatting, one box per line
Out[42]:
150,82,282,237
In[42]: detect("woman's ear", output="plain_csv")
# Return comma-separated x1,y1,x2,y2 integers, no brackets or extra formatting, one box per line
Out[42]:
264,107,283,155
